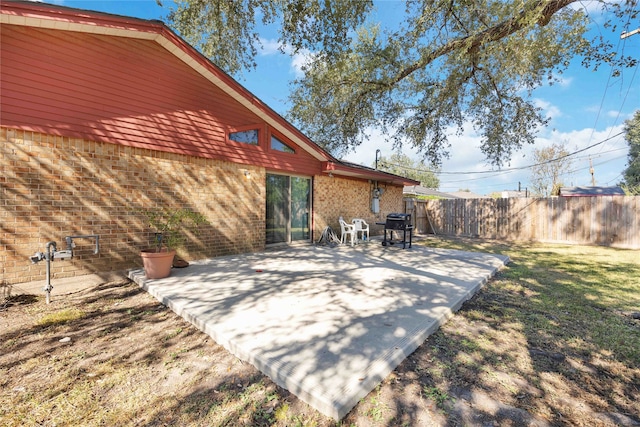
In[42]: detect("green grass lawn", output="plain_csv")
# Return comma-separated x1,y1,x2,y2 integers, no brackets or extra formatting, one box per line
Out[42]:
408,237,640,425
424,237,640,364
2,237,638,426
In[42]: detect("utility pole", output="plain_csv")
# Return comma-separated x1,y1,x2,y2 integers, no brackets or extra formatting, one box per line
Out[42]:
375,149,381,170
621,28,640,39
589,157,596,186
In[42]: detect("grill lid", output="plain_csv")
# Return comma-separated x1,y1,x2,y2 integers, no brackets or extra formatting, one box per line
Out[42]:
384,213,411,230
386,213,411,221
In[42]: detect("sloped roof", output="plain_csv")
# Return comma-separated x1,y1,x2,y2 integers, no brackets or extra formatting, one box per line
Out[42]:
447,191,490,199
559,186,626,196
498,190,530,198
403,185,460,199
0,0,418,186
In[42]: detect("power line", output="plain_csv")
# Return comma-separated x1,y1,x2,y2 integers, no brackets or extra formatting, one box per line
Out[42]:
380,132,625,176
438,154,627,190
587,6,635,155
596,59,639,156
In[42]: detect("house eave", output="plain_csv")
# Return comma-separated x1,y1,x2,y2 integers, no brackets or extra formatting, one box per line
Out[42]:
322,162,420,186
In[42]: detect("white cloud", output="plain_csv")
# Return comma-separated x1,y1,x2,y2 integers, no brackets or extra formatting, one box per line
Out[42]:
606,109,623,119
290,49,315,78
259,37,315,78
259,38,281,56
582,107,630,129
554,74,573,88
534,98,563,120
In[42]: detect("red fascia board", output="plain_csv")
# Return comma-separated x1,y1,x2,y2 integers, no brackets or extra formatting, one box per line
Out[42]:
0,0,163,33
322,162,419,186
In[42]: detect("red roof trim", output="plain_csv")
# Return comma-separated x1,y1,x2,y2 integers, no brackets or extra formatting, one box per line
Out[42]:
0,0,165,32
322,162,419,186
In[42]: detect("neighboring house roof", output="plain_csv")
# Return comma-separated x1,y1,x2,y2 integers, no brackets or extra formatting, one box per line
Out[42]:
447,191,489,199
403,185,461,199
559,186,626,196
498,190,530,198
0,0,418,187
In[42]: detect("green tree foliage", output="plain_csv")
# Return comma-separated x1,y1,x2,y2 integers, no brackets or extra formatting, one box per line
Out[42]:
622,110,640,194
375,152,440,187
529,142,573,197
165,0,373,74
166,0,638,167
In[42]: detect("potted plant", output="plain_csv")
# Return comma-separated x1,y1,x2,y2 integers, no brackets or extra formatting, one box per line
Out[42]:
140,208,207,279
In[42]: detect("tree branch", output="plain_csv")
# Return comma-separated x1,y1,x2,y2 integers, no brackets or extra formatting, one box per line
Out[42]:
393,0,578,85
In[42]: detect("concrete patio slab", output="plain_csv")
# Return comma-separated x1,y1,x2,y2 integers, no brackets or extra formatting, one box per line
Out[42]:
128,242,509,420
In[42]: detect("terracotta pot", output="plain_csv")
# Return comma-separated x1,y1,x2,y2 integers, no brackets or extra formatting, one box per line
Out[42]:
140,249,176,279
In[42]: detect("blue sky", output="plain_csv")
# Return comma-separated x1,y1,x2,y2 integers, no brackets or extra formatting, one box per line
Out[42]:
43,0,639,195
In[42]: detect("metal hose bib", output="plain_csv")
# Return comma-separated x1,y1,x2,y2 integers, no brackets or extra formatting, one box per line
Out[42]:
30,235,99,303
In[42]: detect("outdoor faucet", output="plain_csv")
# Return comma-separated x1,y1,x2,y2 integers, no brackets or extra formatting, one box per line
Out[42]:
29,242,55,264
29,235,100,304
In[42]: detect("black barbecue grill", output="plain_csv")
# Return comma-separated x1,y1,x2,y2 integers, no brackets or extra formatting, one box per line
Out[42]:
377,213,413,249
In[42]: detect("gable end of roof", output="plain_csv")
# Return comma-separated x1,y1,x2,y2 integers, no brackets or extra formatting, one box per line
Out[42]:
0,0,329,162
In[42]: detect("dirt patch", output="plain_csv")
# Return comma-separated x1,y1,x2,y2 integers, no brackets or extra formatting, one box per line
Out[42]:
2,246,639,427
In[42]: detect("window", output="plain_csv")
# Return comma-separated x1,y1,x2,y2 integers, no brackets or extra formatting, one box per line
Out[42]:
271,135,295,153
229,129,259,145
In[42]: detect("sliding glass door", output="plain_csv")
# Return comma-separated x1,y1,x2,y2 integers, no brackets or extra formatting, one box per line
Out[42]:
266,174,310,244
290,176,311,241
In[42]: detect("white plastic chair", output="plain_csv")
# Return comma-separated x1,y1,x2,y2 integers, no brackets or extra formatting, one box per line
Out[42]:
338,217,356,246
352,218,369,242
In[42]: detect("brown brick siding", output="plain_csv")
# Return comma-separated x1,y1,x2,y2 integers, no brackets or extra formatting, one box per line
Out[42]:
1,127,265,285
313,175,406,237
1,127,408,285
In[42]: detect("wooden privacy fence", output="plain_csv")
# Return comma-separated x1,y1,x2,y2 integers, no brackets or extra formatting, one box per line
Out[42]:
406,196,640,249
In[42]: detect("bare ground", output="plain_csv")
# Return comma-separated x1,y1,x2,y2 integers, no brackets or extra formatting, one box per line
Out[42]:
2,240,639,426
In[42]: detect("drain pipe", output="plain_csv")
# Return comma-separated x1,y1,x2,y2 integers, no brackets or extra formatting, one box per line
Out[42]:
30,235,99,304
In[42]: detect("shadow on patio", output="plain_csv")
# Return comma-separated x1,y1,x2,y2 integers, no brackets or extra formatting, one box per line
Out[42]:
129,241,509,420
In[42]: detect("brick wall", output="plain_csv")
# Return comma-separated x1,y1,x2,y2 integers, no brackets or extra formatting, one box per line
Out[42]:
1,127,408,285
313,175,406,237
1,127,265,285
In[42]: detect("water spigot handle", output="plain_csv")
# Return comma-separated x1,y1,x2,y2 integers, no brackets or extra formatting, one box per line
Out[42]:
64,235,100,254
